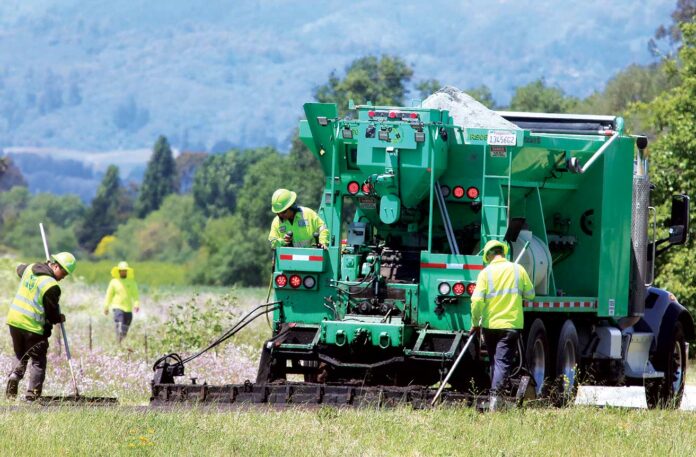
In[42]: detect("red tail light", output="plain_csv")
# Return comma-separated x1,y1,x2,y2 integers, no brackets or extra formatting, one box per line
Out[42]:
467,283,476,296
347,181,360,195
452,282,465,296
466,186,479,199
289,275,302,288
453,186,465,199
275,274,288,288
409,112,418,119
388,111,397,119
362,183,371,195
368,111,376,118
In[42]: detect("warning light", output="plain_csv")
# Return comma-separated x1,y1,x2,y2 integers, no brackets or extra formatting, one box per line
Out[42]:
388,111,397,119
467,283,477,296
362,183,371,195
303,276,316,289
440,185,451,198
438,282,451,295
452,282,465,296
275,274,288,288
410,112,418,119
368,111,376,118
290,275,302,289
453,186,465,199
347,181,360,195
466,186,480,199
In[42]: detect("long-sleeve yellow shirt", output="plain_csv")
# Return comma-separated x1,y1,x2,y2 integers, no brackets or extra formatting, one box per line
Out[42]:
104,277,140,313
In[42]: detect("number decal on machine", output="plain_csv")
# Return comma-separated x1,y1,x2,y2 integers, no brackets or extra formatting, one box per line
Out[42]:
487,130,517,146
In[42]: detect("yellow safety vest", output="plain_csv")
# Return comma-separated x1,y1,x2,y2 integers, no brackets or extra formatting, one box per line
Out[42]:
268,206,330,248
7,264,58,335
471,258,535,330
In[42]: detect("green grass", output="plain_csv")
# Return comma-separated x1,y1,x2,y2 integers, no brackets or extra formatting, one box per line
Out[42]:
0,406,694,456
74,259,192,288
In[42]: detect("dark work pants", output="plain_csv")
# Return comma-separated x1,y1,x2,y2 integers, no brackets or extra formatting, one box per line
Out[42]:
9,325,49,395
113,309,133,343
482,329,520,396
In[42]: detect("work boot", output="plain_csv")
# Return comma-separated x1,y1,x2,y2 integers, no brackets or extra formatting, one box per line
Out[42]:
25,387,41,402
5,376,19,399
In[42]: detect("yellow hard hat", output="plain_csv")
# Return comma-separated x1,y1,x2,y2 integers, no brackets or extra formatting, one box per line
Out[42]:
271,188,297,213
51,252,77,275
482,240,508,263
111,261,134,278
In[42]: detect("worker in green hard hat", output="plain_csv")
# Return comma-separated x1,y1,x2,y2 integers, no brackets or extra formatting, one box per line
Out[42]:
268,188,330,249
471,240,534,411
5,252,76,401
103,261,140,344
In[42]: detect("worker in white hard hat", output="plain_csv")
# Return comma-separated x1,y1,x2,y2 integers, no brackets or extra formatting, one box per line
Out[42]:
5,252,76,401
103,261,140,344
471,240,534,411
268,188,329,249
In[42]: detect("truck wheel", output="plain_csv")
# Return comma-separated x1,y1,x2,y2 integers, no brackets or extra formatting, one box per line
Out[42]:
525,318,551,398
645,321,686,409
553,320,579,407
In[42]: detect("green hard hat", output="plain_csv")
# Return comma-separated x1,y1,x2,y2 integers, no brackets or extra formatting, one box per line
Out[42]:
482,240,508,263
51,251,77,275
271,188,297,213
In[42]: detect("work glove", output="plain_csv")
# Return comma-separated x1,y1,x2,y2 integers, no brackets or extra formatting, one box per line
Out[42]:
43,323,53,339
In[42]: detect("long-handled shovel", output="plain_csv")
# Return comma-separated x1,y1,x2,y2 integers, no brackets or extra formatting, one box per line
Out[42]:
40,223,80,398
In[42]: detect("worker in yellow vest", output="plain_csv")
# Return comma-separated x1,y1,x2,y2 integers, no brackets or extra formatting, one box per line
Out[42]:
103,261,140,344
268,188,329,248
5,252,76,401
471,240,534,411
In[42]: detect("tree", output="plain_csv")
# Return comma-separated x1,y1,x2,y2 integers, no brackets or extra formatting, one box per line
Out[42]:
176,151,208,193
508,78,578,113
638,22,696,311
192,147,274,218
415,79,441,100
467,84,497,109
135,136,177,218
77,165,123,253
650,0,696,55
0,156,27,191
314,55,414,115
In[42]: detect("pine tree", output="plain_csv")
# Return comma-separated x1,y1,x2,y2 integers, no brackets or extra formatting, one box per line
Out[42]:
77,165,121,252
135,135,177,217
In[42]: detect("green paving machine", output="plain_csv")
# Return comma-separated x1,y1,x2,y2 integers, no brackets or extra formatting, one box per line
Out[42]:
152,90,693,408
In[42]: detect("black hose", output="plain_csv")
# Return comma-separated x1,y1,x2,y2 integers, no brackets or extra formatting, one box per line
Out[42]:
152,301,281,371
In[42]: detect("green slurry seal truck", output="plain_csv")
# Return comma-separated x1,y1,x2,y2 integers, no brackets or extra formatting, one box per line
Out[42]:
152,88,693,408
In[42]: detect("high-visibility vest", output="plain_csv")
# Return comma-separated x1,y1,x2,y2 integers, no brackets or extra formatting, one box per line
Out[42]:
268,206,330,248
471,257,535,330
6,264,58,335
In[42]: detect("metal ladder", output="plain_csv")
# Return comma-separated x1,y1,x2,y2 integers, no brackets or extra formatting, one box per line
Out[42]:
480,144,513,244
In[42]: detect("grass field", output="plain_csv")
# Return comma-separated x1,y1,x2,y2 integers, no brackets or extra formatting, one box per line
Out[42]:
1,406,695,456
1,257,696,456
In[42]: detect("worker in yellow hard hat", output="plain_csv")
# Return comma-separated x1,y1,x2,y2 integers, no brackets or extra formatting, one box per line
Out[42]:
471,240,534,411
268,188,329,249
6,252,76,401
103,261,140,344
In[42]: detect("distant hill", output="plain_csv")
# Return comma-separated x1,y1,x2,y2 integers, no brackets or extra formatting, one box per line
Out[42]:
0,0,673,199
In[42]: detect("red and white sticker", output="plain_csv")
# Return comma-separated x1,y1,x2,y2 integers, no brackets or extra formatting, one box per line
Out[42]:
280,254,323,262
523,301,596,309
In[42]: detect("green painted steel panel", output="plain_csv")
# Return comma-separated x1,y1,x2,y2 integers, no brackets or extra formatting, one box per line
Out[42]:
321,317,413,348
